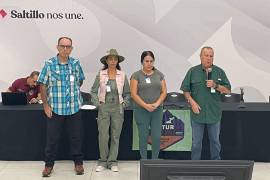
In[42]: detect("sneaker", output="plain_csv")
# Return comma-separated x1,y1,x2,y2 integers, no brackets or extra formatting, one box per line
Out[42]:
95,165,106,172
74,164,84,175
42,166,53,177
111,165,119,172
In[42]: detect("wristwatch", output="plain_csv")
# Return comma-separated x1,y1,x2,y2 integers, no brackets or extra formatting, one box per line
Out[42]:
214,82,219,89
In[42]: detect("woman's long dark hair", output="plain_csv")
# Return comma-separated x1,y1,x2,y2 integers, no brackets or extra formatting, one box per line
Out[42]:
102,57,121,70
141,51,155,70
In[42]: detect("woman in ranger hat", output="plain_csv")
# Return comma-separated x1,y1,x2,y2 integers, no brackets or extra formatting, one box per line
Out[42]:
91,49,130,172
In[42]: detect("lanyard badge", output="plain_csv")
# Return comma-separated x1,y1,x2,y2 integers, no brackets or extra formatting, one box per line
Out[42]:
145,77,151,84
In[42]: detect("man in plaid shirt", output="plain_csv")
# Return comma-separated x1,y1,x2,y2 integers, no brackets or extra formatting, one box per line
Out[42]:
38,37,85,177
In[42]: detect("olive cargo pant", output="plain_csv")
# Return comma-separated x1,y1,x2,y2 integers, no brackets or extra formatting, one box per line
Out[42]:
97,104,124,168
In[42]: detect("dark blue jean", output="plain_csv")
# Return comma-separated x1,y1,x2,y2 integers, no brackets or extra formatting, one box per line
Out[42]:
191,120,221,160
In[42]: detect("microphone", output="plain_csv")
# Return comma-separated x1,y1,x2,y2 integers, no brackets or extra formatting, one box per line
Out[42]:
207,68,215,93
238,87,246,108
207,68,212,80
240,87,244,102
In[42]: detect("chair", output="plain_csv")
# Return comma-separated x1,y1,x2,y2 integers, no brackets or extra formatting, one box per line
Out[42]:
80,91,91,104
164,92,186,107
221,93,241,103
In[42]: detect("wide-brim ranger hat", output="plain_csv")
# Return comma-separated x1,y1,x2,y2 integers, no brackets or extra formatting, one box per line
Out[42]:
100,49,125,65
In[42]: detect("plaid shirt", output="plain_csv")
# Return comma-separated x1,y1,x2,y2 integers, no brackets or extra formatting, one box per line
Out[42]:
38,56,85,115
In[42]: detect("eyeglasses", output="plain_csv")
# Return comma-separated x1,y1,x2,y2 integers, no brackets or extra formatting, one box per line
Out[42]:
58,45,72,49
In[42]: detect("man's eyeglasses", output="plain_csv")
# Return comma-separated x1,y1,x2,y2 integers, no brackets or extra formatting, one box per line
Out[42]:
58,45,72,49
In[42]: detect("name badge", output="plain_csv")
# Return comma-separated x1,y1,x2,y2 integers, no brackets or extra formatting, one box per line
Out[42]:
145,77,151,84
70,75,75,82
106,85,111,92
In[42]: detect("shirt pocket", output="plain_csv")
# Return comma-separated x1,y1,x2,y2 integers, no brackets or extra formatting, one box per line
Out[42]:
212,73,223,86
71,70,81,84
191,77,204,87
217,77,225,86
73,65,82,80
50,71,60,85
191,77,204,95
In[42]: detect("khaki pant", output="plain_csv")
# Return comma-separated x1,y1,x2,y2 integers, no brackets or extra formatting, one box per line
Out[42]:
97,103,124,168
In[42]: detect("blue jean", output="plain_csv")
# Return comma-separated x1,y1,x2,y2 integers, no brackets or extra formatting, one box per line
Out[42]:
191,120,221,160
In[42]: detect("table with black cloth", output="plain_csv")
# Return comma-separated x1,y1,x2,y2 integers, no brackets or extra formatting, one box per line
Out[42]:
0,103,270,161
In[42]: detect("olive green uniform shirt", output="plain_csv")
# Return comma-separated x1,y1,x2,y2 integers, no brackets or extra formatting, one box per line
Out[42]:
181,64,231,124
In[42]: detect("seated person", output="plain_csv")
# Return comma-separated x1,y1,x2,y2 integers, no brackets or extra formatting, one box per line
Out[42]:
7,71,41,104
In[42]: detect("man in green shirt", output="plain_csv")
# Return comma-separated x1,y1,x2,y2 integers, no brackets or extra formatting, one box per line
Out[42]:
181,46,231,160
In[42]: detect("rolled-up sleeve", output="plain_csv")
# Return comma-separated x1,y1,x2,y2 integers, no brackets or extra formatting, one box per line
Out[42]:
220,69,231,90
180,68,192,92
38,62,49,86
77,62,85,81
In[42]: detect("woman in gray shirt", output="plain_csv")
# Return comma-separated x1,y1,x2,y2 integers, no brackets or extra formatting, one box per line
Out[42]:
130,51,167,159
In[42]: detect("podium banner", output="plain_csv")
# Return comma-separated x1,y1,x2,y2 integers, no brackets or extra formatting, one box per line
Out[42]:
132,109,192,151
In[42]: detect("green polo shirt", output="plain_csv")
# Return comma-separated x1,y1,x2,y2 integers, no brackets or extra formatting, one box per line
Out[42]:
181,64,231,124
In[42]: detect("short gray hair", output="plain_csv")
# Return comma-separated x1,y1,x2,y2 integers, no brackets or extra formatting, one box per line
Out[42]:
200,46,214,57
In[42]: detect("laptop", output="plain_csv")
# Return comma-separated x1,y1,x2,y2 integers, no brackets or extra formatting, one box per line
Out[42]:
1,92,28,105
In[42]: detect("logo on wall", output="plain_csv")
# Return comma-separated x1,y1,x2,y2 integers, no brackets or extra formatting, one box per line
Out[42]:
0,8,83,20
148,110,185,150
0,9,7,18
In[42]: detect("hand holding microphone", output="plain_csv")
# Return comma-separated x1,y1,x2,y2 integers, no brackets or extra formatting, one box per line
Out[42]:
206,68,216,93
206,80,216,88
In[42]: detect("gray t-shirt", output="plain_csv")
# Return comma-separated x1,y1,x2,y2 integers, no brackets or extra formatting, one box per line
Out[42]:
131,69,164,106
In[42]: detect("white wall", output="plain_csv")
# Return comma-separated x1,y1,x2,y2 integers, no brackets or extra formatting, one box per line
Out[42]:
1,0,270,102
